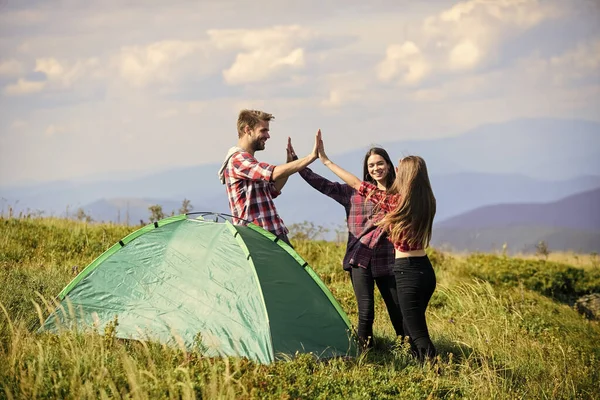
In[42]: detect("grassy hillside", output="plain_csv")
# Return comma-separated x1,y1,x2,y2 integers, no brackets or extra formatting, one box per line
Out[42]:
432,226,600,254
1,217,600,399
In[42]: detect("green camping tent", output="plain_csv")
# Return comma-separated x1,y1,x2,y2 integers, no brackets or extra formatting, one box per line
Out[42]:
40,214,357,363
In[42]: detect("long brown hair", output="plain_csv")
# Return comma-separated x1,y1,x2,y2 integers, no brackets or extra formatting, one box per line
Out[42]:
378,156,436,248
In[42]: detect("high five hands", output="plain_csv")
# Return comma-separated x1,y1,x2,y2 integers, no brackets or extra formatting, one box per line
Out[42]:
286,129,330,165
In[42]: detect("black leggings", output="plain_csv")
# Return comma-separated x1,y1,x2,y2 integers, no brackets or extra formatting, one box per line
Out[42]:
276,233,293,248
393,256,437,361
350,266,405,347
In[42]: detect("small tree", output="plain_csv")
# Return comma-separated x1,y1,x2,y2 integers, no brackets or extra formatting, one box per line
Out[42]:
148,205,165,223
75,207,93,223
179,198,193,214
334,222,348,244
591,252,599,268
288,221,329,241
535,240,550,260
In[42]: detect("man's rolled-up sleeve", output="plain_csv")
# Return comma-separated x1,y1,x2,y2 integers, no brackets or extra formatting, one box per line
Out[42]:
268,183,281,198
230,153,275,182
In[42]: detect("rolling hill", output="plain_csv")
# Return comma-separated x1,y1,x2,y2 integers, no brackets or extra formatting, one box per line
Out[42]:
432,187,600,253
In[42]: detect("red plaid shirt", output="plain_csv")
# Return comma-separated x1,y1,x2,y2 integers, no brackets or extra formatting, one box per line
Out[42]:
358,181,424,252
299,168,394,278
224,151,288,236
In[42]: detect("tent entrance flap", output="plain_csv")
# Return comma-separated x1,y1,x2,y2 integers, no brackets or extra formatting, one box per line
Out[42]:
235,224,356,359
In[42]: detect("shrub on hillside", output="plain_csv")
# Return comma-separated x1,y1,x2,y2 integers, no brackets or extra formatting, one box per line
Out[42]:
466,254,600,302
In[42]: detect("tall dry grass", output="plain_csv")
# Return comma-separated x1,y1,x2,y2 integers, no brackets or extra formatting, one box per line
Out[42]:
1,216,599,399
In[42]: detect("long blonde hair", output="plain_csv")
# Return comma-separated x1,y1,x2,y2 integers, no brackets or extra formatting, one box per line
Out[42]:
377,156,436,248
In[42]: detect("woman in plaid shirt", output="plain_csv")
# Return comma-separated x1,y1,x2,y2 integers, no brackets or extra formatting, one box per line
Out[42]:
289,141,405,349
314,132,438,362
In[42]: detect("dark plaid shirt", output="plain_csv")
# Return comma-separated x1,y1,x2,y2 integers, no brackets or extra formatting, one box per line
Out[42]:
299,168,394,278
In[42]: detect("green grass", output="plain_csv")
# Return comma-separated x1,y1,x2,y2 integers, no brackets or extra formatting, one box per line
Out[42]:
1,217,599,399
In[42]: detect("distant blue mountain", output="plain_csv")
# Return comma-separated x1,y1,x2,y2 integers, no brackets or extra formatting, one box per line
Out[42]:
436,187,600,231
81,198,186,225
432,188,600,253
343,117,600,180
1,117,599,230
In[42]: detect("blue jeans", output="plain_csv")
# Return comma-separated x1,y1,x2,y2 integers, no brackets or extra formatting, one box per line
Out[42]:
393,256,437,361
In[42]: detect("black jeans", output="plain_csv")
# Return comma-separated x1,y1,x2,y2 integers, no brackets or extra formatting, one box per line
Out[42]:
350,266,405,347
393,256,437,361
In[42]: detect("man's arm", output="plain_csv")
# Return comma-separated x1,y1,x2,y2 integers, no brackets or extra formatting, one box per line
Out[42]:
272,137,295,192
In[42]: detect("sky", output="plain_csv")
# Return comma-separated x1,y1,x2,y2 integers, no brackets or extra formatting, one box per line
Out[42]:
0,0,599,186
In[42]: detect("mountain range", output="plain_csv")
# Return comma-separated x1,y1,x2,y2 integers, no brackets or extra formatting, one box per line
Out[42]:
1,117,599,253
432,187,600,253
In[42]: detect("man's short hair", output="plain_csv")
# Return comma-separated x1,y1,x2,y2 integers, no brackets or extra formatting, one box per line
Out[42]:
237,109,274,138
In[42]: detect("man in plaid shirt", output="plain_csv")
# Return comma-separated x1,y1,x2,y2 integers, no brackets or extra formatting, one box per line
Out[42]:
218,109,320,246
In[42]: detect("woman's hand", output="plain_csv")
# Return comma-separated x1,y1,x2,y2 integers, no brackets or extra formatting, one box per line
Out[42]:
286,137,298,162
317,130,331,165
308,129,320,162
315,130,361,189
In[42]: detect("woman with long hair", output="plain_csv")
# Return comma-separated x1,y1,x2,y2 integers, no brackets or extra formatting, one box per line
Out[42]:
314,132,437,361
288,139,405,349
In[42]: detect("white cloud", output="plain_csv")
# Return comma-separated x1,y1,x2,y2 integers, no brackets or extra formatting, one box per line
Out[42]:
427,0,559,38
31,57,103,90
208,26,312,85
411,88,446,102
321,90,345,108
377,42,430,85
549,40,600,79
114,40,205,87
223,48,305,85
0,59,24,77
0,0,598,186
320,72,368,108
448,40,481,70
11,119,28,129
406,38,600,107
378,0,562,85
44,124,68,137
437,0,555,26
8,42,210,94
4,79,46,96
157,109,179,119
187,101,207,114
518,39,600,86
0,9,47,26
35,58,64,78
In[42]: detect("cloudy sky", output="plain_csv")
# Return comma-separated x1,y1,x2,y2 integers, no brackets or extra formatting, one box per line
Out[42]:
1,0,599,186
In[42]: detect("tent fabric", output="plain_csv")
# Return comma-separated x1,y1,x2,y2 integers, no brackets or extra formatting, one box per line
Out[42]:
40,215,356,363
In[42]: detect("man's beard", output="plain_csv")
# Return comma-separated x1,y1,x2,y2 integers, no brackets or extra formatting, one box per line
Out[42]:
252,139,265,152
